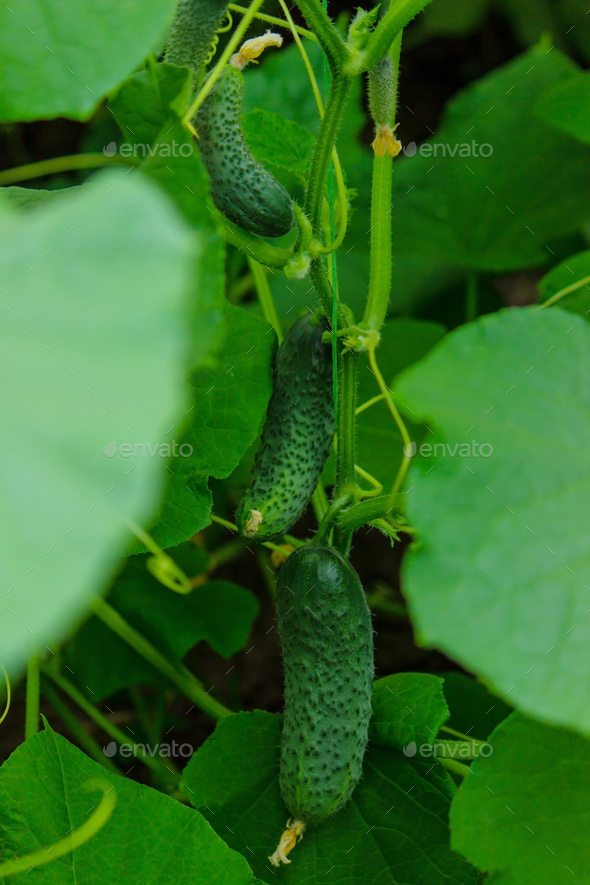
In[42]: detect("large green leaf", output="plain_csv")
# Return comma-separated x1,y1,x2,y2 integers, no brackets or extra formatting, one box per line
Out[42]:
0,0,175,122
111,62,226,370
450,712,590,883
243,109,315,177
150,305,276,548
370,673,449,753
0,724,261,884
181,711,478,885
0,171,212,674
535,70,590,144
538,249,590,316
391,45,590,271
65,550,258,700
397,307,590,735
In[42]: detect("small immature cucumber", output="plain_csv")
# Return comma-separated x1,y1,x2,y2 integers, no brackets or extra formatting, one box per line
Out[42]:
277,546,373,831
165,0,230,79
236,314,334,542
196,64,295,238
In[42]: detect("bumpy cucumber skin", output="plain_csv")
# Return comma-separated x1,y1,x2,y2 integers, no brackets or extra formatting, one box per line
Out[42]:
236,315,334,542
277,546,374,826
196,66,295,238
165,0,230,77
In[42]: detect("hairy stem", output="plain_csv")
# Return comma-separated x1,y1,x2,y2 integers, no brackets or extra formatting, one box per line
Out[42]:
363,33,402,331
348,0,432,74
222,219,294,269
293,0,346,71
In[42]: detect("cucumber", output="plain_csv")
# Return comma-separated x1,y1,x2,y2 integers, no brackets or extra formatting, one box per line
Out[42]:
196,64,295,238
236,314,334,542
165,0,230,80
271,546,373,863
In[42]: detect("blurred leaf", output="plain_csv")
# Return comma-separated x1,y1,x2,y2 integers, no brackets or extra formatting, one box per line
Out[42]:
66,550,258,700
391,45,590,271
243,109,315,176
370,673,449,751
442,673,513,741
0,186,79,209
0,725,261,884
182,711,478,885
150,305,276,548
0,171,209,674
397,307,590,735
111,62,225,370
538,248,590,316
535,70,590,145
0,0,176,122
451,713,590,883
411,0,489,40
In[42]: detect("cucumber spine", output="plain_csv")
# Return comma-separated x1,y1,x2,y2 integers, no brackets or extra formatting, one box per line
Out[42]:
236,314,334,542
274,546,373,852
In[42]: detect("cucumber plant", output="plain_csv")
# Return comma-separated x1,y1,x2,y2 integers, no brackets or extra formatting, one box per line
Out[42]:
2,0,590,883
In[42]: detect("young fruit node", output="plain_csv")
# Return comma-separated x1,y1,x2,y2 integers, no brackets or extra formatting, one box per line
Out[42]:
369,54,402,158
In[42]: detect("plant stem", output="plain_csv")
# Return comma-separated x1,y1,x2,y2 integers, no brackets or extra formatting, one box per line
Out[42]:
537,272,590,310
293,0,346,71
336,494,392,532
356,393,386,415
222,219,294,269
439,758,471,778
333,349,359,551
440,725,486,746
305,74,352,238
25,653,40,740
363,33,402,331
91,598,232,720
368,345,413,508
336,351,358,493
349,0,432,74
249,257,283,342
228,3,317,40
42,681,120,773
0,153,138,187
42,668,174,780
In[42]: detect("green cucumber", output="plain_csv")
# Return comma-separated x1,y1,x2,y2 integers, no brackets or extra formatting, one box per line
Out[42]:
277,546,373,828
165,0,230,80
236,314,334,542
196,64,295,238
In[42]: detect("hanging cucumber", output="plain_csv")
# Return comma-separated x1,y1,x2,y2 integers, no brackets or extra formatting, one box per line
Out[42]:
195,46,295,238
236,314,334,542
165,0,230,81
269,545,374,866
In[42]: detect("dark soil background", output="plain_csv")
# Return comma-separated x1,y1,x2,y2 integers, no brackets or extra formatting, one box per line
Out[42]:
0,0,575,769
